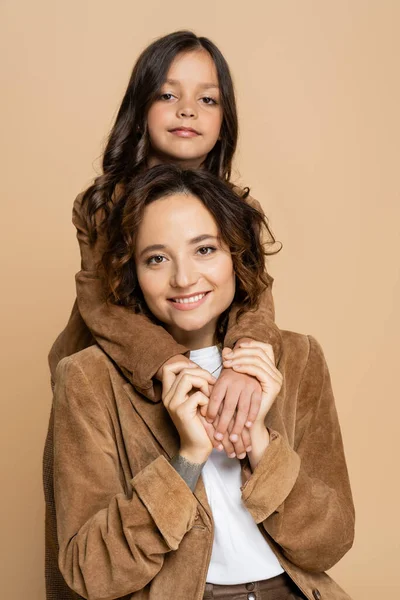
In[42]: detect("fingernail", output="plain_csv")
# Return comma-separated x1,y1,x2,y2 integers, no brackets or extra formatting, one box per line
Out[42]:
228,452,236,458
246,446,252,452
238,453,246,459
245,421,252,428
224,350,233,357
206,417,214,423
217,444,224,451
223,359,232,365
229,434,238,442
214,432,223,441
232,364,242,369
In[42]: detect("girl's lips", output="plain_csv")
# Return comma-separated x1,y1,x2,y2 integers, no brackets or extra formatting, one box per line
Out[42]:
169,128,200,138
168,291,210,311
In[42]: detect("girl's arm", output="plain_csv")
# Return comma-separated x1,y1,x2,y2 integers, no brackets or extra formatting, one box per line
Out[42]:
53,354,198,600
241,336,355,572
71,192,188,398
206,193,282,439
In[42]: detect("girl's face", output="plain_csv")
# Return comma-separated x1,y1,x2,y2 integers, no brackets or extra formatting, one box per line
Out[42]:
135,193,236,349
147,50,223,169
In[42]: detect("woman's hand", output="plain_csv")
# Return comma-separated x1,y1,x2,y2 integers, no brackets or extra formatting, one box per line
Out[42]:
156,353,196,381
162,361,215,464
222,340,283,467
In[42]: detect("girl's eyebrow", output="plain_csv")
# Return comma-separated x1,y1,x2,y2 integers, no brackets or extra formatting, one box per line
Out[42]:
164,78,219,89
139,235,218,258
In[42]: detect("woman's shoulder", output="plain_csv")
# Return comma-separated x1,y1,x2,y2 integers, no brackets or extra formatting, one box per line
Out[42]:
280,329,325,363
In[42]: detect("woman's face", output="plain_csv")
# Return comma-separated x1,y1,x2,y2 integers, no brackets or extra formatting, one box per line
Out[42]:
135,193,236,349
146,50,223,169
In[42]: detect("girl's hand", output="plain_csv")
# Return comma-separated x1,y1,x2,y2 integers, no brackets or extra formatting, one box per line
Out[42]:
162,362,215,464
200,410,253,459
206,341,263,442
223,340,283,431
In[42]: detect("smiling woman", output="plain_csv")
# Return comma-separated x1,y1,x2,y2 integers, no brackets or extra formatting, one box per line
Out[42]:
52,164,355,600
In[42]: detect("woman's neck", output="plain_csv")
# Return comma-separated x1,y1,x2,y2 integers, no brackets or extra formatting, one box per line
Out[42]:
165,320,218,351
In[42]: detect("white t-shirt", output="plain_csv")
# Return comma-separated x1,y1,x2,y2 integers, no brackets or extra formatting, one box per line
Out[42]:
189,345,284,585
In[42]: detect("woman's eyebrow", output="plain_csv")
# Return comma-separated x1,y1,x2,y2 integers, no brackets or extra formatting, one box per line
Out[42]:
139,235,218,257
189,234,218,244
139,244,166,258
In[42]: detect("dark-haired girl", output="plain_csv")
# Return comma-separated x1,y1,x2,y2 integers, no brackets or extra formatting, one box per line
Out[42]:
45,31,281,597
53,165,354,600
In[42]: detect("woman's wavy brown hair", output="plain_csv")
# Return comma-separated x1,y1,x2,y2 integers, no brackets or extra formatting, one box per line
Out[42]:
102,165,280,341
82,30,238,242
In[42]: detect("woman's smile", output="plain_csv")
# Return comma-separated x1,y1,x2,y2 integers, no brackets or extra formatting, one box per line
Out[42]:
168,290,211,310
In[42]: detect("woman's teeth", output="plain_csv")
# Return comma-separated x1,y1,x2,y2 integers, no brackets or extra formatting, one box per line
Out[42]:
172,293,206,304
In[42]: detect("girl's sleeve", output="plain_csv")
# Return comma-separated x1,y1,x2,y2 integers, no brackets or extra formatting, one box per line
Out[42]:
53,354,197,600
223,194,282,361
71,193,188,399
240,336,355,572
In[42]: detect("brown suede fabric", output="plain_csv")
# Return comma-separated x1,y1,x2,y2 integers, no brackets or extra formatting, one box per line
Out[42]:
52,332,354,600
44,190,282,599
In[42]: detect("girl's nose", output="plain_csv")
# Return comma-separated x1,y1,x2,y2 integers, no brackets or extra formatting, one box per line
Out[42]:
179,107,196,118
177,98,197,119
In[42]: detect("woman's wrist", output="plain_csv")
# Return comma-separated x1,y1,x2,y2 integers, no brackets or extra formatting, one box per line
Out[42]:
171,452,208,492
248,424,270,471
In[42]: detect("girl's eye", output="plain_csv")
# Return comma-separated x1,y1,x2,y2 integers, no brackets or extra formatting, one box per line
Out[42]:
197,246,216,256
201,96,217,105
147,255,166,265
160,93,175,101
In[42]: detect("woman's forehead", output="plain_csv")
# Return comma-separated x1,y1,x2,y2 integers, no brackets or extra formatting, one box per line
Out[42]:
136,194,219,248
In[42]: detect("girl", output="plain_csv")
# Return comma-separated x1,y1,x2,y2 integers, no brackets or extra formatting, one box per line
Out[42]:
44,30,281,598
53,165,355,600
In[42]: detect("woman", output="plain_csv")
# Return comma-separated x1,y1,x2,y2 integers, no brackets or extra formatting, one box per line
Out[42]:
53,165,355,600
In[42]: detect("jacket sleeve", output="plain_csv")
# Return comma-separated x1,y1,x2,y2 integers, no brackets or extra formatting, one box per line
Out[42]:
53,356,197,600
72,193,188,398
223,194,282,362
241,336,355,572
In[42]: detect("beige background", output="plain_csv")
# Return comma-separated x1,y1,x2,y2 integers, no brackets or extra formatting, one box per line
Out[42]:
1,1,399,598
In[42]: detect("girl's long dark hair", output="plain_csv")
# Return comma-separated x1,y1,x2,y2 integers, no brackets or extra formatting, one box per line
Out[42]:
82,31,238,242
102,165,281,341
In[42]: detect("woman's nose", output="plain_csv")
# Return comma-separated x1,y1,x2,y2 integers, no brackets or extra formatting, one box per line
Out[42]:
171,260,199,289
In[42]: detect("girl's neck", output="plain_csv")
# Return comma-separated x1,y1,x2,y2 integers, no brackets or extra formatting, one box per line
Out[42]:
147,152,206,171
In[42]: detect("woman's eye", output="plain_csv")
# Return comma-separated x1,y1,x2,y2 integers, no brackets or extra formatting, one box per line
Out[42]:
147,255,165,265
201,96,217,105
160,93,174,101
197,246,216,256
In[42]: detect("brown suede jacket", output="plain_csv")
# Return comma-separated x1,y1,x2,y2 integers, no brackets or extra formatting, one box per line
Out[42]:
53,332,355,600
44,189,282,599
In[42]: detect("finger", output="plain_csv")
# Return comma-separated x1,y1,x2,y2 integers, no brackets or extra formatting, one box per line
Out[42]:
238,340,275,363
228,418,246,459
214,386,241,440
199,415,224,451
213,414,236,457
229,389,252,440
206,377,228,423
167,374,212,411
232,363,282,391
229,355,282,384
223,347,275,369
166,368,215,406
245,389,263,428
241,426,252,452
162,361,200,397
